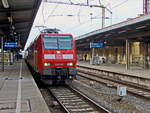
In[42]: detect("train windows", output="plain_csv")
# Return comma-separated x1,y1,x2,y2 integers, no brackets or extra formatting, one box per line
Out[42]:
58,38,72,49
43,37,58,49
43,35,72,49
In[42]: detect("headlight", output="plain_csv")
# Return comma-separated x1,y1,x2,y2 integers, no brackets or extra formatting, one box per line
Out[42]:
44,63,51,66
67,62,73,66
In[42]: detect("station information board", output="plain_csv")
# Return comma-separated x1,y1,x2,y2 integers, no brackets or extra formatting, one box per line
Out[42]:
90,42,104,48
4,42,17,47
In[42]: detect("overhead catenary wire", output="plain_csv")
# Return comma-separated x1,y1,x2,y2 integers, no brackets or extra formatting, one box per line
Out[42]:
65,0,130,32
42,0,103,31
64,13,102,32
112,0,129,9
43,0,102,29
44,0,110,23
41,0,129,27
44,2,59,25
42,0,130,34
45,0,104,8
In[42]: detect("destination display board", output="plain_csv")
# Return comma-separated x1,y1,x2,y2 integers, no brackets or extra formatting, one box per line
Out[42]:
43,35,72,38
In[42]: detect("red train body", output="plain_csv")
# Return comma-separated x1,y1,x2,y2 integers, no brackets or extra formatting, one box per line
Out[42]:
26,33,77,84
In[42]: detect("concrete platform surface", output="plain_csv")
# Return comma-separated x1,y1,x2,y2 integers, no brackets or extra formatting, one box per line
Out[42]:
0,61,50,113
77,61,150,79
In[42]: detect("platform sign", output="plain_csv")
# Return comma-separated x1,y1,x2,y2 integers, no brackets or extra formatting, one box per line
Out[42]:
90,42,104,48
4,42,17,47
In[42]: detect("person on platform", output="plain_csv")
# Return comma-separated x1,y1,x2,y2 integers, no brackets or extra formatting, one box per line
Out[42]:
84,54,87,61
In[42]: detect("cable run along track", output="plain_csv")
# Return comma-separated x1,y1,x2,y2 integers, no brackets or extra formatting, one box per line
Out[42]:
48,86,111,113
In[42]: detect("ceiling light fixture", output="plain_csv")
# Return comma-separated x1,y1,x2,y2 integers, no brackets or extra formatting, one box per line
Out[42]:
2,0,9,8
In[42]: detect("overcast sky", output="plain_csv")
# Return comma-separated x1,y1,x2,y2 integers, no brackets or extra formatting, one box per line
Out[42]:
24,0,143,49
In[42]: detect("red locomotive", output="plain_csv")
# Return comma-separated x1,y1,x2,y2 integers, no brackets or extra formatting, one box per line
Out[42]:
26,29,77,84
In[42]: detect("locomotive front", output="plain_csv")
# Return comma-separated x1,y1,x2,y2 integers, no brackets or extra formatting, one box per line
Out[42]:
41,34,77,84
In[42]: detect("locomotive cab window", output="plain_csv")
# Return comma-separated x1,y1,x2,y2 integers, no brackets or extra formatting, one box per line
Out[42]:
43,37,58,49
43,35,73,49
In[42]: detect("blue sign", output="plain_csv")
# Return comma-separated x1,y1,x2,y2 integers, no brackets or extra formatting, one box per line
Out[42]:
90,42,104,48
4,42,17,47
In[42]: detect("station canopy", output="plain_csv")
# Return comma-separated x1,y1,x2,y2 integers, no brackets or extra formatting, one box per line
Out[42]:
0,0,42,48
76,14,150,50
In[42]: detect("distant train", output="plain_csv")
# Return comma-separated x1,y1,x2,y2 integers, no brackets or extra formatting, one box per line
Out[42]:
25,29,77,84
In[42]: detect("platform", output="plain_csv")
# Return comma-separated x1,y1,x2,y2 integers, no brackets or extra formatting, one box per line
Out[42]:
77,61,150,79
0,61,50,113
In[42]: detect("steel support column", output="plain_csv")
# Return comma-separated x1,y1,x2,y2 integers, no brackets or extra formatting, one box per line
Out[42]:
126,39,130,70
144,42,149,69
1,36,4,72
92,48,95,58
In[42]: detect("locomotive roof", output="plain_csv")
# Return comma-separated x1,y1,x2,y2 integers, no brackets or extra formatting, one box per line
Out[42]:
34,33,73,41
40,33,73,36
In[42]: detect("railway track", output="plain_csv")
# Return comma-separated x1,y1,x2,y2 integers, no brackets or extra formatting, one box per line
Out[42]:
48,86,111,113
77,66,150,100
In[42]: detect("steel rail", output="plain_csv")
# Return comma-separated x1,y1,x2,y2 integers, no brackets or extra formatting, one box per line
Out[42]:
48,86,111,113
